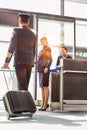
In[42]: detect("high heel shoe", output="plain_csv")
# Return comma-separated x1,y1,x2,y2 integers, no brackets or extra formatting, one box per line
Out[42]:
47,104,49,108
38,104,49,111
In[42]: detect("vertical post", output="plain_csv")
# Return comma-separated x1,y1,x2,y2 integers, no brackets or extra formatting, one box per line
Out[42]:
60,0,64,16
60,0,64,43
73,20,76,59
33,14,38,100
60,59,63,111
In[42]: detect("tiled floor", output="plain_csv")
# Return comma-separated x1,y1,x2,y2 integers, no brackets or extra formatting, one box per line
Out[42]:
0,101,87,130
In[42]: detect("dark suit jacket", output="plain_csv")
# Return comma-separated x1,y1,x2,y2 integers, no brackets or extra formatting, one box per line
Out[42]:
8,25,37,66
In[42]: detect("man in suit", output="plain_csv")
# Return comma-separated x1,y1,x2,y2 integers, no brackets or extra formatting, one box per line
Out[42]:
3,13,37,90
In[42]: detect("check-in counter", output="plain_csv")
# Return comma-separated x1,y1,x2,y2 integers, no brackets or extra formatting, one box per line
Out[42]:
50,59,87,111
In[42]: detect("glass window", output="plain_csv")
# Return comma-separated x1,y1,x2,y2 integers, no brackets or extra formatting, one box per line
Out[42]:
0,26,13,41
0,0,60,15
37,17,74,100
0,26,14,68
76,21,87,59
65,1,87,19
38,18,74,67
38,18,62,68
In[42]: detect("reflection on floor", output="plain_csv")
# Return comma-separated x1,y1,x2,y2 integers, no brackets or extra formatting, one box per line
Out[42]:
0,100,87,130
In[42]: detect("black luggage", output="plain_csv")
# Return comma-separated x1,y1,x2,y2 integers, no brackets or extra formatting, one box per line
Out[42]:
2,68,36,120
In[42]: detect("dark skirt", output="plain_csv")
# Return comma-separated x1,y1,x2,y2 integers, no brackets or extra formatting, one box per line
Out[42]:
39,72,49,87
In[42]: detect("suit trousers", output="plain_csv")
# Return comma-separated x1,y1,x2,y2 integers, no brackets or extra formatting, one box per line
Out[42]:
15,64,32,90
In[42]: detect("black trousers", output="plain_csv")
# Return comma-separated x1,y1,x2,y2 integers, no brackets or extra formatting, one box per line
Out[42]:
15,64,32,90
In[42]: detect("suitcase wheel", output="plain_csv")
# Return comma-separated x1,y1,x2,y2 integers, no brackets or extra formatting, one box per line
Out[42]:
7,113,33,120
7,114,17,120
29,113,33,118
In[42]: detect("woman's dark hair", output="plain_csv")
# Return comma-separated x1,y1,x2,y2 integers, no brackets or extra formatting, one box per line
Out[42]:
61,46,68,52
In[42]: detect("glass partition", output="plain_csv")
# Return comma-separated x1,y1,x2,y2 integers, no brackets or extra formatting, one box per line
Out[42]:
65,1,87,19
0,0,60,15
38,18,74,67
76,21,87,59
37,16,75,100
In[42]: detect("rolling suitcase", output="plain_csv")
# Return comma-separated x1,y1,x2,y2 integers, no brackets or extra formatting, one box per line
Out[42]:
2,68,37,120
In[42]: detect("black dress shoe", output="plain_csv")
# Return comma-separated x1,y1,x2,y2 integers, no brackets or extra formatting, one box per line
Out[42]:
38,104,49,111
40,108,46,111
47,104,49,108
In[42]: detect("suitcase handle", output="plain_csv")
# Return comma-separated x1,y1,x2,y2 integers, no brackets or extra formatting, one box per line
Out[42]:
1,67,13,91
